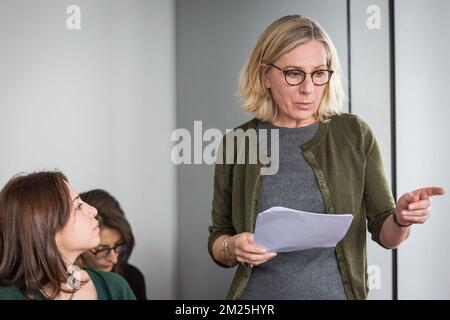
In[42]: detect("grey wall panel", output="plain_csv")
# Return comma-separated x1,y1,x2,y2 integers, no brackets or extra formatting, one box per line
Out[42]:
0,0,176,299
176,0,349,299
395,0,450,299
350,0,393,299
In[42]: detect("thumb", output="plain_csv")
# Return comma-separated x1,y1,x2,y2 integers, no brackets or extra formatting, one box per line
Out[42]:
404,192,417,203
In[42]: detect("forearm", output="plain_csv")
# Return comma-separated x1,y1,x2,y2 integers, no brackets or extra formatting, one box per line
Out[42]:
212,235,238,266
379,214,411,249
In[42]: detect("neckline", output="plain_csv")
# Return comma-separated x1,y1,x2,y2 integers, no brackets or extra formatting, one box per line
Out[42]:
251,117,329,150
33,267,101,300
259,120,320,131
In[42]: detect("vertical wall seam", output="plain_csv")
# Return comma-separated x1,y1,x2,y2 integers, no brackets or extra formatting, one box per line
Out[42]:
346,0,352,114
389,0,398,301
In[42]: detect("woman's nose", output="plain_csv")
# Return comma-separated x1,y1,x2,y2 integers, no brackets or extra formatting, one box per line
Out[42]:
107,250,119,264
299,75,314,94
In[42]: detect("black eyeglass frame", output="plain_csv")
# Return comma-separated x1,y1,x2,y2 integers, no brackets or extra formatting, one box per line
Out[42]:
267,63,334,86
90,243,127,259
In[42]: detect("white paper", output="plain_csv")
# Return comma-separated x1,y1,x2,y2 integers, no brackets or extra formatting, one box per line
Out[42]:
253,206,353,252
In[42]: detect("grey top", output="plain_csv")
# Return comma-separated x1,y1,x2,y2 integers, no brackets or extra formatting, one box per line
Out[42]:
240,120,347,300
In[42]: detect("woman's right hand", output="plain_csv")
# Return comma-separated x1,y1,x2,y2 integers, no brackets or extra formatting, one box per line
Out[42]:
229,232,277,267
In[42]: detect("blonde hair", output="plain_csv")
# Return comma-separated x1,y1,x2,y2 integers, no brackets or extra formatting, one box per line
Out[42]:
237,15,345,122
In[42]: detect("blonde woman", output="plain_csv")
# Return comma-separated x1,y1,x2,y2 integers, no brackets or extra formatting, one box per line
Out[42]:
208,15,444,300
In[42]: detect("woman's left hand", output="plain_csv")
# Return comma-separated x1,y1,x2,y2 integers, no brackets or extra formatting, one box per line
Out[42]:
395,187,445,226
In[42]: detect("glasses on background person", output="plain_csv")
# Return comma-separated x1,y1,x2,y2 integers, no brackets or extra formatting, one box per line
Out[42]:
90,243,127,259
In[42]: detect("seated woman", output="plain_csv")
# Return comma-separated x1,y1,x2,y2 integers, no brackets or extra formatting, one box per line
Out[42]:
0,171,136,300
79,189,147,300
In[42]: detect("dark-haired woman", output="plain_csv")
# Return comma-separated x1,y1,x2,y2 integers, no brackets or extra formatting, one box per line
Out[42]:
0,171,136,300
80,189,147,300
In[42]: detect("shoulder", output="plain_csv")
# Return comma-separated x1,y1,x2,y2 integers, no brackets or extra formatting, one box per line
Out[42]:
123,264,147,300
327,113,375,139
234,117,258,131
87,268,129,287
233,114,372,132
327,112,366,129
85,268,136,300
123,264,145,282
216,118,259,157
0,284,27,300
326,113,378,156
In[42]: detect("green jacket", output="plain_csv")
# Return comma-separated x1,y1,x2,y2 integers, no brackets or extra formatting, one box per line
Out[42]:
208,113,395,300
0,267,136,300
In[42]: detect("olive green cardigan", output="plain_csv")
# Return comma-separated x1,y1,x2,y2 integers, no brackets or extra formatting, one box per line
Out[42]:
208,113,395,300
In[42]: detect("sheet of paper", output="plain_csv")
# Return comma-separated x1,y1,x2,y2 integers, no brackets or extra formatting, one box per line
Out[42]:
253,206,353,252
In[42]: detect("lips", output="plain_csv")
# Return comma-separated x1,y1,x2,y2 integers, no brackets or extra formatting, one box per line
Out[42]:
93,223,100,231
295,102,313,109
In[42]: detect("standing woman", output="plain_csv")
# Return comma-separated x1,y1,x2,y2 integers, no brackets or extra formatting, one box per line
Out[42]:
0,171,136,300
208,15,445,300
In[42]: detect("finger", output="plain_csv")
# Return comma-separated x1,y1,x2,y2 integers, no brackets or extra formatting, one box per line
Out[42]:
251,253,277,266
243,243,268,254
401,208,430,217
408,199,432,210
235,253,274,264
403,214,430,224
234,243,267,256
234,251,267,262
233,233,267,254
236,256,248,264
245,234,268,253
414,187,445,199
239,252,277,266
248,252,277,263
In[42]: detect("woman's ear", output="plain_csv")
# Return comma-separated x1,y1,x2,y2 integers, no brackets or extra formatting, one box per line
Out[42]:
260,64,271,89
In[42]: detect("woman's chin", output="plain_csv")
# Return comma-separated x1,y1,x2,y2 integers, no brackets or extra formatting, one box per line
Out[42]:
103,266,114,272
280,107,317,122
292,109,316,119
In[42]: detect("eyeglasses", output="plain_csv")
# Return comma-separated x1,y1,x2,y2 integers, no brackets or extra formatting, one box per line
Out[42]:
90,244,127,259
267,63,334,86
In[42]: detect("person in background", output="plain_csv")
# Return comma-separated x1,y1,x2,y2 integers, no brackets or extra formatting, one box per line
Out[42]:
0,171,136,300
80,189,147,300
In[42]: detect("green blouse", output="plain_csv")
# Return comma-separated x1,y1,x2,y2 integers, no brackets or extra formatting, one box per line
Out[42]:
0,268,136,300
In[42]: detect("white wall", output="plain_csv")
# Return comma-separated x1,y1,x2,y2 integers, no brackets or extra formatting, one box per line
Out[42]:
395,0,450,299
0,0,176,299
350,0,393,299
